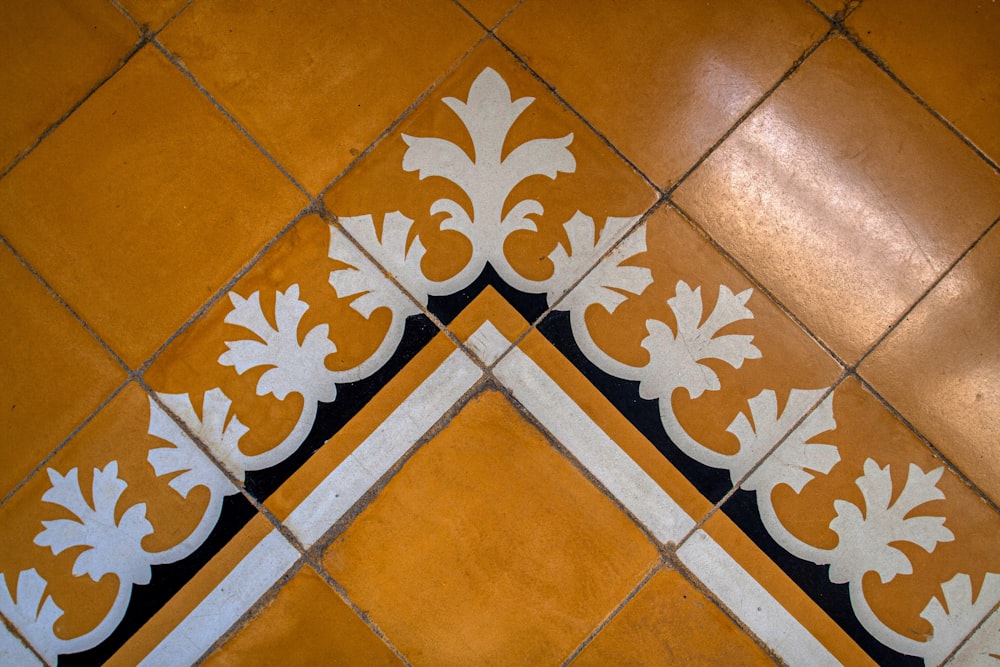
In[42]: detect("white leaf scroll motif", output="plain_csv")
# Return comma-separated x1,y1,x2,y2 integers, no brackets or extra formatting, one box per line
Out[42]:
550,213,649,312
829,459,955,585
639,281,761,401
147,391,244,491
731,390,839,493
33,464,153,587
401,67,576,283
218,284,338,403
0,569,63,663
921,572,1000,665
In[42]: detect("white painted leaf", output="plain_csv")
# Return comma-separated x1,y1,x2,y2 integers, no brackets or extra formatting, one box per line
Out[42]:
33,463,153,586
922,572,1000,665
0,569,63,663
828,459,954,585
638,281,761,400
732,390,839,492
147,391,244,491
218,284,338,402
550,214,649,311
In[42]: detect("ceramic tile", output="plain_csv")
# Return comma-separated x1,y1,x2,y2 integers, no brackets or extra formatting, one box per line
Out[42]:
324,39,658,326
0,0,137,170
456,0,519,29
0,245,125,499
810,0,855,18
116,0,191,31
848,0,1000,165
158,0,483,193
541,206,842,505
721,377,1000,665
0,382,258,664
497,0,828,187
860,225,1000,504
674,37,1000,363
0,46,306,368
321,388,661,665
203,566,401,666
571,567,773,665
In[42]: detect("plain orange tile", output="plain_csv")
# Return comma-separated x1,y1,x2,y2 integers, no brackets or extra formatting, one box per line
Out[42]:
0,383,227,639
204,566,401,666
674,37,1000,363
810,0,853,17
0,0,137,169
116,0,190,30
498,0,827,187
0,246,125,499
0,46,305,368
456,0,519,28
323,390,659,665
573,568,772,665
159,0,482,193
860,226,1000,504
848,0,1000,165
768,378,1000,643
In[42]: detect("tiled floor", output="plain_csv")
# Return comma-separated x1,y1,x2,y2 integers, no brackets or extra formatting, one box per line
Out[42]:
1,1,998,665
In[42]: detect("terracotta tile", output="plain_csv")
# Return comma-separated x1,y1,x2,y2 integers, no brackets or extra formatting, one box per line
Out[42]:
322,389,659,665
541,206,841,502
572,567,773,665
0,382,255,664
497,0,827,186
145,214,437,502
737,377,1000,664
0,46,306,368
324,40,657,323
0,0,137,169
810,0,853,18
0,246,125,499
117,0,190,30
848,0,1000,165
456,0,519,28
204,566,400,666
860,225,1000,504
159,0,483,193
674,37,1000,363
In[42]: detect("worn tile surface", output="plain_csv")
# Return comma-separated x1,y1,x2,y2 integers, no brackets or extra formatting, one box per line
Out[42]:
2,2,998,666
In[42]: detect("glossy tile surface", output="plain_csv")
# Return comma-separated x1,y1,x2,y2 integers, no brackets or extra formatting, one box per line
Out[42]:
2,2,999,665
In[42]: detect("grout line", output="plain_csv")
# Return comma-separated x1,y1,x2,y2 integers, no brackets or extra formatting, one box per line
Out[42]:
664,28,834,197
488,34,665,197
0,378,130,510
0,236,132,373
306,561,415,667
938,597,1000,666
0,36,148,183
134,201,319,374
0,612,48,667
666,201,850,370
317,32,491,201
150,39,312,199
839,25,1000,175
674,374,848,547
559,562,664,666
449,0,526,33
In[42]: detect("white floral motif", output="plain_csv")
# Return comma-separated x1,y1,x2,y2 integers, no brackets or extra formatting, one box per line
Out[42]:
0,569,63,663
920,573,1000,665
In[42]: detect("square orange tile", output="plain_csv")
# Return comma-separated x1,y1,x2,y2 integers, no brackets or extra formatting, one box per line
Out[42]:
848,0,1000,166
158,0,484,193
203,566,401,666
572,567,772,665
673,37,1000,363
0,245,126,500
860,224,1000,504
0,0,137,170
498,0,828,186
456,0,519,29
116,0,190,31
0,46,306,368
322,389,660,665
